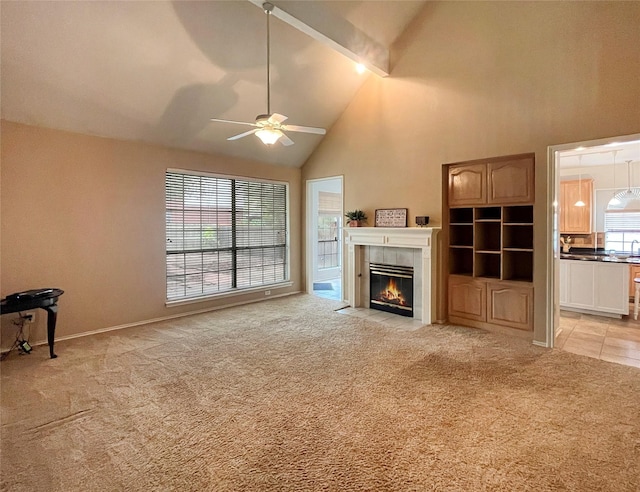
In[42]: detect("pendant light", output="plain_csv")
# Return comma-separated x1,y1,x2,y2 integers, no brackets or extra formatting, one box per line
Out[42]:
575,155,585,207
609,150,621,206
607,159,640,210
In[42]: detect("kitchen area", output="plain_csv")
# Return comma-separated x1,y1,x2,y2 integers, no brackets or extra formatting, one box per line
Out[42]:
556,139,640,368
559,141,640,317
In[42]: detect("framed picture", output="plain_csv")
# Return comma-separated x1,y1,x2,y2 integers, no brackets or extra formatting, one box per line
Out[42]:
374,208,408,228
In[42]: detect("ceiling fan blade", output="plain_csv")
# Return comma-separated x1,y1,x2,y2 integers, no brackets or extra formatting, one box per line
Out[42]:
282,124,326,135
210,118,257,128
279,133,295,146
268,113,288,124
227,129,258,141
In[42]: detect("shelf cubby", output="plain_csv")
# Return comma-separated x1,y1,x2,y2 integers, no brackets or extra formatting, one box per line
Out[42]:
449,248,473,276
502,251,533,282
450,207,473,224
449,224,473,247
503,225,533,250
504,205,533,224
475,252,501,278
475,207,501,221
475,222,501,251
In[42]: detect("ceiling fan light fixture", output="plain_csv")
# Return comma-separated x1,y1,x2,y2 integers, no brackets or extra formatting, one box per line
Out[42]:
255,128,283,145
209,2,326,146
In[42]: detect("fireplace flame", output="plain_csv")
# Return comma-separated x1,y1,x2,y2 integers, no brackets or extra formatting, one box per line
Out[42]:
379,278,406,306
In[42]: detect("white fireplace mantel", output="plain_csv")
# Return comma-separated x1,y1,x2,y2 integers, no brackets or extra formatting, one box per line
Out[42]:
344,227,440,324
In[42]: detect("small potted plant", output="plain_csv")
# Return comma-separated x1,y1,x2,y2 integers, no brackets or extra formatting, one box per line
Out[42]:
345,209,367,227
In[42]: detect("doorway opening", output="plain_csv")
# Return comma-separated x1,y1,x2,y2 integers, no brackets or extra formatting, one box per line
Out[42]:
306,177,343,301
547,133,640,349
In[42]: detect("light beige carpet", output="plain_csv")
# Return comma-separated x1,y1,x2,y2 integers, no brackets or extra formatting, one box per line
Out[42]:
1,294,639,491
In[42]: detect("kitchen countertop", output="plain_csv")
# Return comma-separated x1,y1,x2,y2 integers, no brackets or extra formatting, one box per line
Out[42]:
560,252,640,263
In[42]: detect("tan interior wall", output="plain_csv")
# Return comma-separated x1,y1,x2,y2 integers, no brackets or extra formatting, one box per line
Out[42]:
301,1,640,343
1,121,302,348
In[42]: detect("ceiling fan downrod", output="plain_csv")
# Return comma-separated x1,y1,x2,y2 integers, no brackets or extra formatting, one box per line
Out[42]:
263,2,274,117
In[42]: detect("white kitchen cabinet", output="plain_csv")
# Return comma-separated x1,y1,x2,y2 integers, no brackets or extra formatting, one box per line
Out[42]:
595,263,629,313
559,260,629,316
559,260,569,305
565,261,596,308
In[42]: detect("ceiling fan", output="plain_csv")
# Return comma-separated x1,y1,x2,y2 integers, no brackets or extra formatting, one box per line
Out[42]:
210,2,326,146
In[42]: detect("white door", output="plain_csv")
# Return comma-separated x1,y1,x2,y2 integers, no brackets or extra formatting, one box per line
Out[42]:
306,177,343,299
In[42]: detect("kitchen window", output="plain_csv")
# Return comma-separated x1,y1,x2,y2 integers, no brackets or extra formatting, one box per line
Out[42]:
604,211,640,254
165,170,289,301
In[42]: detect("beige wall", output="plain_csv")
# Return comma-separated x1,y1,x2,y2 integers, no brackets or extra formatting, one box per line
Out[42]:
1,121,302,347
302,1,640,342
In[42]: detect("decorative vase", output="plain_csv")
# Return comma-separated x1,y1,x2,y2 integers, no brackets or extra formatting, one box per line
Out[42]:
349,221,361,227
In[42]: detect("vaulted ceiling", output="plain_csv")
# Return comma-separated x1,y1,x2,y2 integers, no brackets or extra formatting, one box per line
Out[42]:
1,0,426,168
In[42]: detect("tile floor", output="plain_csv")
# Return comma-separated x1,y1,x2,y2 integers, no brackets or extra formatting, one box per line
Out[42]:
312,278,342,301
556,305,640,369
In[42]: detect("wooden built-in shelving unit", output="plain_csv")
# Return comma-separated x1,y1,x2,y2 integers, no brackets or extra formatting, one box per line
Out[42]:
445,154,535,332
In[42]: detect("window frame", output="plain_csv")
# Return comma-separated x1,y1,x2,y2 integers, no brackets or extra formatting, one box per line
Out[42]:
165,168,291,306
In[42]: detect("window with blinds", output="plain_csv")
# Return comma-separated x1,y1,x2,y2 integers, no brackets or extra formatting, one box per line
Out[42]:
604,210,640,253
166,170,288,301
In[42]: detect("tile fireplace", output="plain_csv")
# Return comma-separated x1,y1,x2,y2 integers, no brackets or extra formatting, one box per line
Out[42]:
344,227,440,323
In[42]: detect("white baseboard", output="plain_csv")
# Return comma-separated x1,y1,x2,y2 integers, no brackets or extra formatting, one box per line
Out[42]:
533,340,550,348
2,291,301,353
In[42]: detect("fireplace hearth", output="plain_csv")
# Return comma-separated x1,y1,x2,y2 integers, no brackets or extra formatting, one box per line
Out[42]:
369,262,414,317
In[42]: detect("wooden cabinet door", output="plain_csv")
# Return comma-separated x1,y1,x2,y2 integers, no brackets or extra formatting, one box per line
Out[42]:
487,282,533,331
560,179,593,234
448,276,486,321
448,164,486,206
488,158,534,205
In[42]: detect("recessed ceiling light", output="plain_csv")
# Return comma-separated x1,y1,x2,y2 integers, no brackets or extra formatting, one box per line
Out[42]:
356,63,366,74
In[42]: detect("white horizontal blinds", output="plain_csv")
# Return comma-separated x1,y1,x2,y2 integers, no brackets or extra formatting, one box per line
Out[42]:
166,171,287,300
234,180,287,288
318,191,341,214
604,211,640,253
604,211,640,231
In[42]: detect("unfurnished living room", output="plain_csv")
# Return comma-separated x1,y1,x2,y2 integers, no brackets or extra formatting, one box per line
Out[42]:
1,1,639,491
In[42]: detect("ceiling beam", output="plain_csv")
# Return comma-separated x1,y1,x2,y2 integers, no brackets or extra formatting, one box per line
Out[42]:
248,0,389,77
